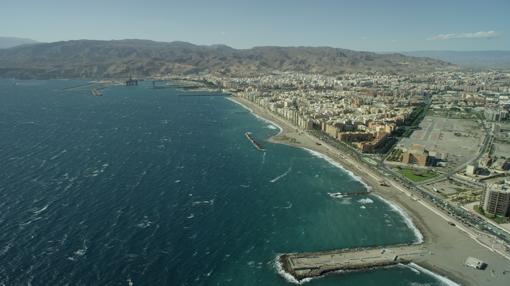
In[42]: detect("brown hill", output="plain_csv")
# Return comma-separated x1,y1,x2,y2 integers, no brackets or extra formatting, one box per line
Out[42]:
0,39,454,79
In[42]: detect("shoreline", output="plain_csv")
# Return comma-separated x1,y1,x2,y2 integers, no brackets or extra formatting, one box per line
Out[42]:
301,146,424,244
228,96,510,286
225,97,284,136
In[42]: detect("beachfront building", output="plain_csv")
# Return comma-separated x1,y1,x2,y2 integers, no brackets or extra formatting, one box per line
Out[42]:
222,70,510,158
480,183,510,217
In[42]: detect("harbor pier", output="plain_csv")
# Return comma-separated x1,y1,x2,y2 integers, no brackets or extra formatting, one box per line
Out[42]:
245,132,266,151
279,244,430,281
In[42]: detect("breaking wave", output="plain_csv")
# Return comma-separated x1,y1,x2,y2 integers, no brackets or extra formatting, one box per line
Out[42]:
270,166,292,183
226,97,283,135
302,148,372,191
274,255,313,284
375,194,424,244
408,263,460,286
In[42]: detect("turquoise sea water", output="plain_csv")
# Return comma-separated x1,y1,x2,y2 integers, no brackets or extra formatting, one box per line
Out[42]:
0,80,449,285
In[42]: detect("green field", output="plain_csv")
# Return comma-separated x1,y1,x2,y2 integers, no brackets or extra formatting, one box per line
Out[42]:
396,167,438,182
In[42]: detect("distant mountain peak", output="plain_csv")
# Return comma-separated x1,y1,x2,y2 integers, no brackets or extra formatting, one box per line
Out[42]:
0,36,38,49
403,50,510,69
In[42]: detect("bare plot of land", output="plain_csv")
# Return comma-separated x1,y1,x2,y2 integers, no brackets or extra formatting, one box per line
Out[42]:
400,116,483,170
494,142,510,159
494,122,510,158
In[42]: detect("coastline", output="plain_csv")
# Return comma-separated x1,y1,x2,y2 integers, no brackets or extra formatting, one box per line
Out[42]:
228,95,510,286
226,97,284,136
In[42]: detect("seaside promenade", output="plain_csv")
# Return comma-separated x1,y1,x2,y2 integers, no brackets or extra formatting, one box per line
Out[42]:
230,96,510,286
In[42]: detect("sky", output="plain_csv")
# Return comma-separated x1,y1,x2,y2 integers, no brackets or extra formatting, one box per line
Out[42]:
1,0,509,51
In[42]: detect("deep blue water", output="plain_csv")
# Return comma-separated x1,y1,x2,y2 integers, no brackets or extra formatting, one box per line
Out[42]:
0,80,448,285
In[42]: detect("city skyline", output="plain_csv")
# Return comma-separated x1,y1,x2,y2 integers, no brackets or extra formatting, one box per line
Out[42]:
1,0,509,51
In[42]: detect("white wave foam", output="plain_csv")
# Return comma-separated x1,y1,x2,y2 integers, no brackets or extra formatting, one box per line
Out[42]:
226,97,283,135
328,192,344,199
192,199,215,206
226,97,253,112
270,166,292,183
408,263,460,286
49,149,67,160
358,198,374,204
0,242,13,256
32,204,49,215
274,255,313,284
267,124,278,130
136,217,153,228
19,216,42,227
274,201,294,209
74,248,87,256
375,194,424,244
302,148,371,191
409,266,421,275
283,202,293,209
73,240,88,257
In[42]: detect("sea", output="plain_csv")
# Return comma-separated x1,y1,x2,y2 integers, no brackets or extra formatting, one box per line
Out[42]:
0,80,455,285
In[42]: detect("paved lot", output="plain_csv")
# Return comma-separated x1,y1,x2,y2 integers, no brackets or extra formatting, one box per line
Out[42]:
400,116,483,171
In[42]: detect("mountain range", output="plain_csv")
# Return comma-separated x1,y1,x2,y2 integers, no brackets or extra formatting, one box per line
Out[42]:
0,39,454,79
403,51,510,69
0,36,38,49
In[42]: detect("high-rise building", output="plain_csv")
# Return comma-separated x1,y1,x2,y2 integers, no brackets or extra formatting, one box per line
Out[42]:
480,183,510,217
484,108,508,122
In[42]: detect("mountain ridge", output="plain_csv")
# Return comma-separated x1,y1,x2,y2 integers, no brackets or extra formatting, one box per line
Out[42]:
0,39,455,79
402,50,510,69
0,36,38,49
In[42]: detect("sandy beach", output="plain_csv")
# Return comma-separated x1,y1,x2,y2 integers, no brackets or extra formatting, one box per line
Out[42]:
230,96,510,286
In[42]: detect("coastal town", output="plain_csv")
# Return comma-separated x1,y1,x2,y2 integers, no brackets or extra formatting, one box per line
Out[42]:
150,70,510,283
4,1,510,286
169,71,510,198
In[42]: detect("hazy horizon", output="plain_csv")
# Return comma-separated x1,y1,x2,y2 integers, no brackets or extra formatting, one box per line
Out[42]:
2,0,509,52
3,36,510,53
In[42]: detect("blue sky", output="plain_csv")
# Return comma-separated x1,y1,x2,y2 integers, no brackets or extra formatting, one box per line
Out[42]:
1,0,509,51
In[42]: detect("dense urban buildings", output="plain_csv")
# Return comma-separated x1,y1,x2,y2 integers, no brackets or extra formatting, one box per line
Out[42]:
174,69,510,225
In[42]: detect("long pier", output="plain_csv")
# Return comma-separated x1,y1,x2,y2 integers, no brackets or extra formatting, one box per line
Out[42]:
245,132,266,151
279,244,430,282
